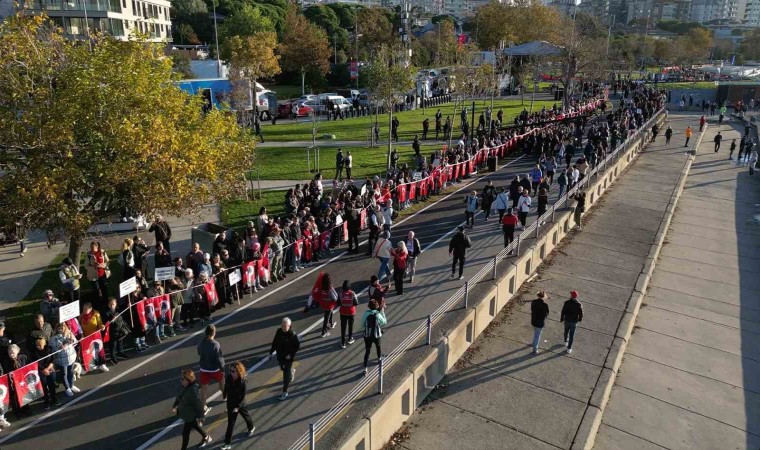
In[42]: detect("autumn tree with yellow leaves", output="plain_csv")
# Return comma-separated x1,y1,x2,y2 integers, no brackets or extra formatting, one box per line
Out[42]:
0,14,256,261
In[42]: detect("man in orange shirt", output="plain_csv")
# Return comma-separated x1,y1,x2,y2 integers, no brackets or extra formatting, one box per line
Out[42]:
684,125,693,147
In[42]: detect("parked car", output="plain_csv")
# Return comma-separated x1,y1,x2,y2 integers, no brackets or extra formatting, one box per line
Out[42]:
277,101,315,119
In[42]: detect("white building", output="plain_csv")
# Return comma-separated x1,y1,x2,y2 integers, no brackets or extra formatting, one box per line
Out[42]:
744,0,760,25
689,0,744,23
0,0,172,41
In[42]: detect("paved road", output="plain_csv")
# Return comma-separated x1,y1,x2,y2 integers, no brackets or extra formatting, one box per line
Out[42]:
0,146,564,449
395,113,694,450
595,121,760,449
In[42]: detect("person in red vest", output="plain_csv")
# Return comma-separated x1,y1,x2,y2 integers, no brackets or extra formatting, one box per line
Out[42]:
699,115,706,132
339,281,360,349
501,207,519,253
309,273,338,338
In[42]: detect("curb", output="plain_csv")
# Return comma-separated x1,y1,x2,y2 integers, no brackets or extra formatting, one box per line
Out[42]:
571,121,707,450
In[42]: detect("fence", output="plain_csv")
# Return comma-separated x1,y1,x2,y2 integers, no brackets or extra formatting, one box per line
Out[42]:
286,105,668,450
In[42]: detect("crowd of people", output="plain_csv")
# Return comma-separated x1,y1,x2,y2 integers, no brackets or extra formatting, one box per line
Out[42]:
0,81,674,448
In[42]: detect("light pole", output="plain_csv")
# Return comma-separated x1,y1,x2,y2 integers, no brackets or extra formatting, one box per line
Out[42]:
212,0,221,78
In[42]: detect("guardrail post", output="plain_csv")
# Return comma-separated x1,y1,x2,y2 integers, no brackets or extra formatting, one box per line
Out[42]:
516,235,521,255
492,256,497,280
310,423,316,450
551,205,556,222
378,358,384,394
464,281,469,308
426,315,432,345
535,219,540,238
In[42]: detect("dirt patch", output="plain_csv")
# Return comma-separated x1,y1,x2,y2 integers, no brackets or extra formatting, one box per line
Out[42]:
382,424,412,450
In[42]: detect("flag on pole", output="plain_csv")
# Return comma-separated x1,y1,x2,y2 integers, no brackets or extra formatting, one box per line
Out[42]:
203,281,218,308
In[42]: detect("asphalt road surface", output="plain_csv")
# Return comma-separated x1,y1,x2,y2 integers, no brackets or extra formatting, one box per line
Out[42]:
1,130,593,450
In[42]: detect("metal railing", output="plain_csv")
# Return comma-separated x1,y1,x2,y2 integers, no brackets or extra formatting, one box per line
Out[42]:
287,107,667,450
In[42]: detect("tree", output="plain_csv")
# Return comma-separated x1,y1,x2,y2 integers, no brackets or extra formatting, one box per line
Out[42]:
279,7,331,95
218,4,274,44
471,1,561,51
171,50,195,78
365,45,415,168
0,13,256,262
556,13,608,108
673,28,713,64
356,7,394,60
304,5,339,34
222,31,281,114
739,28,760,60
419,19,458,66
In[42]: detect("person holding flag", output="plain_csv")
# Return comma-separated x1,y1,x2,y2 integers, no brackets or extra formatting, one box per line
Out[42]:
197,325,225,413
80,302,109,372
29,337,60,409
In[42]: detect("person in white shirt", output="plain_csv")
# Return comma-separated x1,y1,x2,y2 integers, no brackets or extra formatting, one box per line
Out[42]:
570,165,580,188
516,190,532,229
381,203,393,233
372,231,393,282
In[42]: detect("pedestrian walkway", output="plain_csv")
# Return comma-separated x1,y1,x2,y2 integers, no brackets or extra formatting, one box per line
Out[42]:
593,122,760,449
395,113,698,450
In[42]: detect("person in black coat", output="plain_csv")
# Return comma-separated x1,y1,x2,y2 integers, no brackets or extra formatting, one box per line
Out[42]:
346,202,362,254
530,292,550,355
561,291,584,353
222,362,255,448
103,297,131,363
448,226,471,280
270,317,300,400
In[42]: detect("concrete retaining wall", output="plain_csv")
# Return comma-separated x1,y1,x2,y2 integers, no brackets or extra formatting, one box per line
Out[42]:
336,111,668,450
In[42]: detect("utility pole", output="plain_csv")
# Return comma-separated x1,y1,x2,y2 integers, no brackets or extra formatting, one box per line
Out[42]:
212,0,221,78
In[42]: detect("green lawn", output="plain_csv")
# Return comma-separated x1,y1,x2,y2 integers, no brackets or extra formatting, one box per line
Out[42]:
648,81,717,90
253,142,444,181
262,98,557,143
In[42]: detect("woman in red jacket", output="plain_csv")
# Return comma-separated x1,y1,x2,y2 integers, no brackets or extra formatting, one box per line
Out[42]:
312,273,338,338
338,280,359,349
390,241,408,295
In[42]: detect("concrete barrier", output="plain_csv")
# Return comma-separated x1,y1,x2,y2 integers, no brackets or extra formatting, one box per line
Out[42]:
334,110,669,450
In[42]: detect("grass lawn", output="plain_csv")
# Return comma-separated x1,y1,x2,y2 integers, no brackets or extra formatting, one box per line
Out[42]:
262,98,557,143
253,142,443,181
648,81,717,90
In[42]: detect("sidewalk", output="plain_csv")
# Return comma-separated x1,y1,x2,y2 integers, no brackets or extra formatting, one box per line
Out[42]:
395,113,698,450
593,123,760,449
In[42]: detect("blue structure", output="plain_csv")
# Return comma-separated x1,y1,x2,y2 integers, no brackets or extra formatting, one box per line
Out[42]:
175,78,232,109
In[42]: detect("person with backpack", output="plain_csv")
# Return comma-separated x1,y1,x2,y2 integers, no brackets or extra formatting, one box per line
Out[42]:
372,231,393,282
560,291,584,354
405,231,421,283
448,226,472,280
269,317,300,400
493,187,510,223
530,291,550,355
361,299,387,376
390,241,409,295
339,281,359,349
463,190,479,229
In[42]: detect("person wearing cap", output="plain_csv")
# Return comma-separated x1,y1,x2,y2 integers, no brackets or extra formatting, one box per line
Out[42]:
560,291,584,354
464,190,479,229
40,289,64,324
530,292,550,355
372,231,393,282
448,226,472,280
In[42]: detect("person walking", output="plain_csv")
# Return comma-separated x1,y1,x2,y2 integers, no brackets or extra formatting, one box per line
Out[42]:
390,241,408,295
339,281,359,349
664,126,673,145
684,125,693,147
501,208,519,253
729,139,737,160
197,325,225,413
572,190,587,230
493,187,509,222
312,273,338,337
448,226,471,280
530,291,550,355
557,168,568,198
560,291,584,354
372,231,393,282
481,181,497,221
748,148,758,175
699,115,706,132
173,369,212,449
464,190,479,228
435,109,442,140
714,132,722,153
344,151,353,180
269,317,300,400
405,231,421,283
516,189,531,230
361,299,387,376
221,362,255,450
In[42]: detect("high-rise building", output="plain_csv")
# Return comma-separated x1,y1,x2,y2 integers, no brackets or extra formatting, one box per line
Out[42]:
745,0,760,25
0,0,172,41
689,0,743,23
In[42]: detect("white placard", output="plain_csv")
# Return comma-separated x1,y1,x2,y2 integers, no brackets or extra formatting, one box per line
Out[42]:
58,300,80,323
119,276,138,298
154,266,175,282
412,171,422,181
228,269,242,286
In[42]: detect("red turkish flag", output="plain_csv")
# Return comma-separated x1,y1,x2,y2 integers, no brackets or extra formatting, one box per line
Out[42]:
242,261,256,287
409,182,416,200
203,281,218,308
0,375,9,413
294,238,303,259
360,209,367,229
342,222,348,241
103,322,110,343
9,362,43,407
453,164,460,180
397,184,407,203
134,299,147,331
308,272,324,310
80,331,106,372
